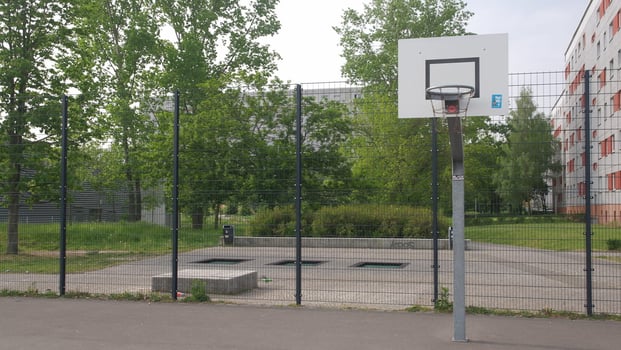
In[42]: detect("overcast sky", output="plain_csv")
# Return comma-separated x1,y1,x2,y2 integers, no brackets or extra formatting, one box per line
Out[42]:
266,0,588,83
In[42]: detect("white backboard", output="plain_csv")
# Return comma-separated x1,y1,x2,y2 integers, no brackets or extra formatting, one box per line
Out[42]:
398,33,508,118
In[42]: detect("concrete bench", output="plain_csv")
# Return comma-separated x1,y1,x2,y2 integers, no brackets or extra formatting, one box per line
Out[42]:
152,269,257,295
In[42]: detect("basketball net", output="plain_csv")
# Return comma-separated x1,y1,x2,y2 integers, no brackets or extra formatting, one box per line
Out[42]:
425,85,475,118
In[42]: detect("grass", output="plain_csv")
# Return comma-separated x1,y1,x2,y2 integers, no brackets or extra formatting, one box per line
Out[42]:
1,216,620,274
406,303,621,321
0,221,223,273
466,221,621,251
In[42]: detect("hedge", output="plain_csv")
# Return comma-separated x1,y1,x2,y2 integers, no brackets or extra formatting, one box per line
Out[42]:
247,204,448,238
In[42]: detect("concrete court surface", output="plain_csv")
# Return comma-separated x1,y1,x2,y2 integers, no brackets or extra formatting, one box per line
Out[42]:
2,243,621,312
1,297,619,350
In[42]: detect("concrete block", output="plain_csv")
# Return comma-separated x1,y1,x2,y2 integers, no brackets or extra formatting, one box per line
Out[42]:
152,269,257,294
228,237,470,250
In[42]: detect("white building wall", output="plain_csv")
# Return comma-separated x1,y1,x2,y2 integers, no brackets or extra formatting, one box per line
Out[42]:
554,0,621,222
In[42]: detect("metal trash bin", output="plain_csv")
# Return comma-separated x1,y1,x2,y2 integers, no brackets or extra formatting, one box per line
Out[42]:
223,225,235,244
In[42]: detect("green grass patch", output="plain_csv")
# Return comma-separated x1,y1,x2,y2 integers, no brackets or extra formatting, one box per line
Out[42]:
466,222,621,251
0,221,223,273
597,256,621,263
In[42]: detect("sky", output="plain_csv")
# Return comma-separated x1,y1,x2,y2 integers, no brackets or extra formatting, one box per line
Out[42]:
265,0,589,83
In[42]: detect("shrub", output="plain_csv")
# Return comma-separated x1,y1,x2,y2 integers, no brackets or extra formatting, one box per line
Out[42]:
606,239,621,251
187,280,210,302
247,204,448,238
311,204,448,238
246,206,312,237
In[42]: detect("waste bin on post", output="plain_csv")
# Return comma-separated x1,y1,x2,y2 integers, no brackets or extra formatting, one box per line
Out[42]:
223,225,234,244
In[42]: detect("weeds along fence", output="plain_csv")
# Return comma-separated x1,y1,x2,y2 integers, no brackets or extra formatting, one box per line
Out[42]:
0,71,620,315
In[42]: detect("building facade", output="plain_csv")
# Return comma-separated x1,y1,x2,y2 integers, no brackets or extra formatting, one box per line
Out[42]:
552,0,621,223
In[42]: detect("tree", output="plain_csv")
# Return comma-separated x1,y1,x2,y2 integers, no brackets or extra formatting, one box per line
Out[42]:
493,89,561,214
334,0,472,89
0,0,75,254
462,117,506,215
243,86,354,209
335,0,472,206
69,0,163,222
155,0,281,228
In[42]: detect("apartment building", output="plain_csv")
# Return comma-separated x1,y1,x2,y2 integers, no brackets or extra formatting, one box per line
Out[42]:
552,0,621,223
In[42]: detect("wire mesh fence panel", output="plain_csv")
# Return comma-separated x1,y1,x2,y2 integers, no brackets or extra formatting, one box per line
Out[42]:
457,72,589,313
1,73,620,315
587,65,621,315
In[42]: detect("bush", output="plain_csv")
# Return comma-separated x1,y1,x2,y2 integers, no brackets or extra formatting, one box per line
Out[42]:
246,206,312,237
607,239,621,251
311,204,446,238
187,280,210,302
247,204,448,238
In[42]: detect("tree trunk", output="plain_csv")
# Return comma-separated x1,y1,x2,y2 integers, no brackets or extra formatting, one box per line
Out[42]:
130,177,142,221
6,130,22,255
213,203,220,230
192,207,204,229
122,136,141,222
6,164,21,255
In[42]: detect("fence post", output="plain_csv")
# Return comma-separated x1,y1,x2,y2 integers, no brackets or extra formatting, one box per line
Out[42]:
171,90,180,300
59,95,68,296
295,84,303,305
583,70,594,316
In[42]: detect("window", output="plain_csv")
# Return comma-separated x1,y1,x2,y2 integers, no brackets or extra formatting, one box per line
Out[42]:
611,59,615,78
578,182,586,197
583,33,587,49
564,139,568,152
601,135,616,157
599,68,607,88
568,159,576,173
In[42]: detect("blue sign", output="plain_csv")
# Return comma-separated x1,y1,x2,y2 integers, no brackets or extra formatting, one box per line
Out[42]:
491,94,503,109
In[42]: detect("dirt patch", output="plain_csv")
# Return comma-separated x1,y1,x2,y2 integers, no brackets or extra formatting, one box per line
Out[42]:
29,250,129,257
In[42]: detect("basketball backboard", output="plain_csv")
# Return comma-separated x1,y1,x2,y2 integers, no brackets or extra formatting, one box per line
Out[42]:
398,33,508,118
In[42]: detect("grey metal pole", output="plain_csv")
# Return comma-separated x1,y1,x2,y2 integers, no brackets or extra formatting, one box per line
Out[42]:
431,118,439,304
447,117,467,342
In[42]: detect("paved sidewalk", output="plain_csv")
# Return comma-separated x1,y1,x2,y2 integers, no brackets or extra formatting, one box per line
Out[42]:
1,297,619,350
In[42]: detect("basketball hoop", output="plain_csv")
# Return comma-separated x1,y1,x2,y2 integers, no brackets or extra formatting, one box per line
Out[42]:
426,85,475,118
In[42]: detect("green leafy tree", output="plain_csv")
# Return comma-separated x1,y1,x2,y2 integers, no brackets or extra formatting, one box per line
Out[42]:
69,0,163,222
349,91,451,205
493,89,561,214
154,0,281,228
244,86,353,209
335,0,472,89
335,0,472,206
0,0,76,254
463,117,506,215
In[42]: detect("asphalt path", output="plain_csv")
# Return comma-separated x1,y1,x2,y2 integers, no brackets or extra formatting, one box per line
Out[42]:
1,297,619,350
